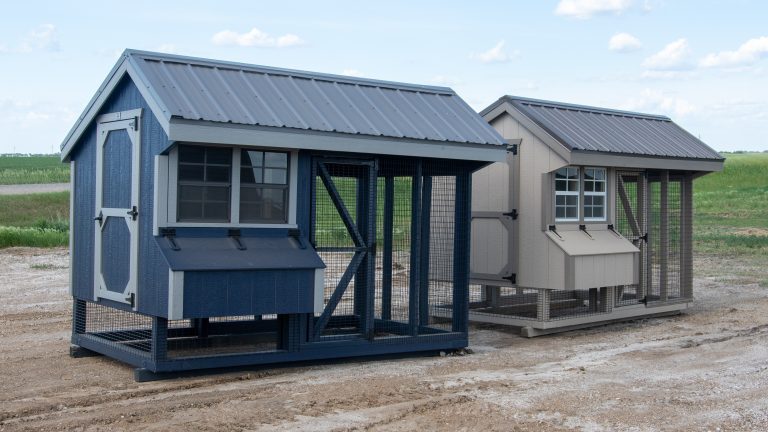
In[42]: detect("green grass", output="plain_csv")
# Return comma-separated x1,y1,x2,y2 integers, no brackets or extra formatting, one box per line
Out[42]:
693,152,768,255
0,192,69,248
0,155,69,185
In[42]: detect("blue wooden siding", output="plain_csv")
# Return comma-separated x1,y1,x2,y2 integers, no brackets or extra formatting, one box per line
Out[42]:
101,129,133,208
182,269,316,318
70,76,170,316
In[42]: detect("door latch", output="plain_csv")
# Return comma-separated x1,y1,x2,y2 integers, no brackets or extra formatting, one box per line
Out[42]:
127,206,138,220
94,212,104,226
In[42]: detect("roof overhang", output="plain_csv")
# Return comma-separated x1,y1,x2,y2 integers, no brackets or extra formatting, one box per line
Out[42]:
60,52,173,161
166,118,507,162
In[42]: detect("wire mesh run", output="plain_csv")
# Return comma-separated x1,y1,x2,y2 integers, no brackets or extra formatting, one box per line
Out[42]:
311,157,464,341
75,300,153,354
165,315,280,358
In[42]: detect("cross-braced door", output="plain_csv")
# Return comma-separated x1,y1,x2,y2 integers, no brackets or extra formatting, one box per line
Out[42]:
93,110,141,308
310,158,377,340
615,170,648,304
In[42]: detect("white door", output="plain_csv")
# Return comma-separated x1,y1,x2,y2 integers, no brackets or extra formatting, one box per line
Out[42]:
94,110,141,307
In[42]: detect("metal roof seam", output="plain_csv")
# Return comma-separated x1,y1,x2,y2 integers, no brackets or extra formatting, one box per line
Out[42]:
375,87,426,140
414,92,464,142
158,61,202,120
186,64,229,123
332,81,382,136
263,74,310,130
212,67,258,125
237,70,283,127
287,77,332,130
309,79,358,134
433,94,485,144
355,84,405,138
393,89,448,141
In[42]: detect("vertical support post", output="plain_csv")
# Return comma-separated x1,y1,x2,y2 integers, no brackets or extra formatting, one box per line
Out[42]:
484,285,500,308
660,170,669,302
641,172,651,302
599,287,615,313
193,318,209,338
355,171,366,319
537,289,551,321
278,314,301,351
636,172,648,300
588,288,599,313
381,176,394,321
681,173,694,299
151,317,168,363
408,161,423,336
452,170,471,333
419,176,432,327
363,162,377,339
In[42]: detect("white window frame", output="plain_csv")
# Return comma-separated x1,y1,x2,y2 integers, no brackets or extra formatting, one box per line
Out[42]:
583,167,607,222
554,166,580,222
155,144,298,232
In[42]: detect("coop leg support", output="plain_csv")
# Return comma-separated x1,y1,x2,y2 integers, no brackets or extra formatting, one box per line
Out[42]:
69,344,102,358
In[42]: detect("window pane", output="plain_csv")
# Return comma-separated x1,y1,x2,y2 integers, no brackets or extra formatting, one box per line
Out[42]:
556,195,565,205
593,207,604,218
555,180,567,191
555,168,568,179
179,145,204,163
264,168,287,184
240,187,287,223
584,207,593,218
594,181,605,192
584,181,594,192
179,185,203,201
265,152,288,168
179,164,204,181
205,186,230,203
584,195,593,206
556,207,565,218
178,202,202,220
207,147,232,165
242,150,263,167
568,180,579,191
593,196,604,206
594,168,605,180
567,167,579,179
206,166,230,182
566,207,578,218
203,202,229,221
584,169,595,181
241,167,261,184
566,195,578,205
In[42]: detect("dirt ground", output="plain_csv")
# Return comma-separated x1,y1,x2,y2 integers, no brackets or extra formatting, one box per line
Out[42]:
1,248,767,431
0,183,69,196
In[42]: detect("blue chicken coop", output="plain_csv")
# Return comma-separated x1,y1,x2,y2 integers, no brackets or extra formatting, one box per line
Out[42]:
61,50,506,380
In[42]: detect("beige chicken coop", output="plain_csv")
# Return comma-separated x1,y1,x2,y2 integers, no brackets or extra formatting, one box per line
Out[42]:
466,96,724,336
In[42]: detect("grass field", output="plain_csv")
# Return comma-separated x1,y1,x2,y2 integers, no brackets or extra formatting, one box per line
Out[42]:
693,152,768,255
0,155,69,185
0,192,69,248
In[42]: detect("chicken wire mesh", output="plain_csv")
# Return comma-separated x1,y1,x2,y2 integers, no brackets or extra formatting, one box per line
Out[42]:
311,158,462,341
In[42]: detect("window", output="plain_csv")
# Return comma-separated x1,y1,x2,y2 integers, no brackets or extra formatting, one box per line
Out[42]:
555,167,580,221
174,145,291,225
553,166,608,223
240,150,289,223
583,167,606,221
177,146,232,222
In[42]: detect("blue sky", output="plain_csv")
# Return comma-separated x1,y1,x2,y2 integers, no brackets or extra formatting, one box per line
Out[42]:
1,0,767,154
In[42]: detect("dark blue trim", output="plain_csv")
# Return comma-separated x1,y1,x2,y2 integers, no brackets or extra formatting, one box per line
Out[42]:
381,176,394,321
408,161,422,336
419,175,432,326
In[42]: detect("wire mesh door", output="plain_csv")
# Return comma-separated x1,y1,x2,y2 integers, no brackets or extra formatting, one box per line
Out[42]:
615,170,647,306
310,158,377,340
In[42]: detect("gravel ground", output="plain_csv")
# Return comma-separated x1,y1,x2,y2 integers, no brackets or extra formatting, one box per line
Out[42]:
0,183,69,195
0,247,766,431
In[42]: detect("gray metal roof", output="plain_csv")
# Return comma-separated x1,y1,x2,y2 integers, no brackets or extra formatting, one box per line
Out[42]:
127,50,504,146
483,96,723,160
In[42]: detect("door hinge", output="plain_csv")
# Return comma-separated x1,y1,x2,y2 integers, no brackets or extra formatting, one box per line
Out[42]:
502,273,517,284
94,211,104,226
639,233,648,242
508,143,518,155
503,209,518,220
127,206,138,220
126,292,135,308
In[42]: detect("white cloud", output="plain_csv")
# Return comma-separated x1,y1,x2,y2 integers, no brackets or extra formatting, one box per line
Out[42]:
212,27,304,48
341,69,364,77
471,40,517,63
555,0,633,19
621,89,696,117
699,36,768,68
20,24,60,52
609,33,642,52
642,38,691,70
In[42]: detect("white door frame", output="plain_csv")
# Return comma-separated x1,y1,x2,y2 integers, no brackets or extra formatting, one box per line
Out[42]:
94,109,142,308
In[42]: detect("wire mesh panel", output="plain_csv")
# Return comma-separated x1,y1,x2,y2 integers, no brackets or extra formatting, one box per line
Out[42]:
646,171,686,303
615,170,646,307
165,315,280,358
75,300,153,354
426,176,456,331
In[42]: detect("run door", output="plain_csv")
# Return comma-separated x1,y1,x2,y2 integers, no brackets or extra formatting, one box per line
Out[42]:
93,110,141,307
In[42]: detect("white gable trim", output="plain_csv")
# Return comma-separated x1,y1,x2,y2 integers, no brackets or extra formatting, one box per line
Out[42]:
60,53,172,161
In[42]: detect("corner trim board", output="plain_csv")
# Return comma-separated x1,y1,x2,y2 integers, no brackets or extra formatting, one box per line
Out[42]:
168,270,184,320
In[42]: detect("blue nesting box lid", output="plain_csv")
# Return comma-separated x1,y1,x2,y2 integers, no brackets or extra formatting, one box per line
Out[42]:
155,235,325,272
